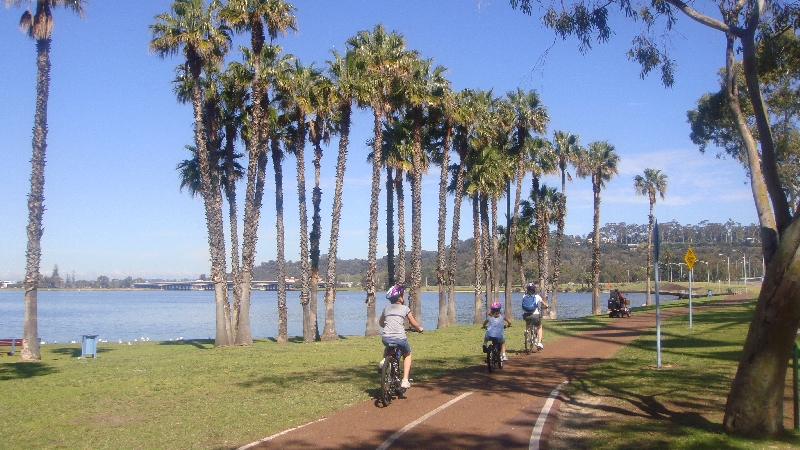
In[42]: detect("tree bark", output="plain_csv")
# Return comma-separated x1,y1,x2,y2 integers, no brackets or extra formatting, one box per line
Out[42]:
591,174,601,314
322,102,351,341
472,192,483,324
362,109,382,337
436,119,451,328
21,37,52,361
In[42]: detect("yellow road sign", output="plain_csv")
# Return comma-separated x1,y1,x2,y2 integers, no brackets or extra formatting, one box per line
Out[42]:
684,247,697,270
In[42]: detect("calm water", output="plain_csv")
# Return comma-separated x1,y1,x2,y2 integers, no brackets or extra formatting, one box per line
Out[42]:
0,289,675,343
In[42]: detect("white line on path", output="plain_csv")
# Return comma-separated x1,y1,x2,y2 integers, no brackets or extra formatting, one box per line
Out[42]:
529,381,569,450
237,417,328,450
376,391,474,450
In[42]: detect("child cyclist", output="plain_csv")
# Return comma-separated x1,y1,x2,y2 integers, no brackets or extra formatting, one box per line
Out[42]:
379,285,423,389
483,301,512,361
521,283,548,350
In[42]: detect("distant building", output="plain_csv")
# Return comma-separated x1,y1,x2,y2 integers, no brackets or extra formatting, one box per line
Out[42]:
0,281,13,288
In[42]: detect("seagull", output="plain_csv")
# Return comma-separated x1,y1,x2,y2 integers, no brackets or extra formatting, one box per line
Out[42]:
127,342,132,346
118,339,123,344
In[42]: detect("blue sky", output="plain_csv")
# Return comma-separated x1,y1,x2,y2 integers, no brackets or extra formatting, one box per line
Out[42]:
0,0,755,281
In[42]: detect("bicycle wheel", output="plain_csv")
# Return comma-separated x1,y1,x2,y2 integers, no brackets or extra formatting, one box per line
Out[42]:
497,346,504,369
486,344,494,372
380,355,393,406
524,326,532,355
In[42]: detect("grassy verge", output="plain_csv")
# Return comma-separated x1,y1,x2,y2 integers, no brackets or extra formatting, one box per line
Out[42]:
2,296,796,449
555,295,800,449
0,314,602,449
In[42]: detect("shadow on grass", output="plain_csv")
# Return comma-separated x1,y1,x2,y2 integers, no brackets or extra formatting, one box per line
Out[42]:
0,361,57,380
158,339,214,349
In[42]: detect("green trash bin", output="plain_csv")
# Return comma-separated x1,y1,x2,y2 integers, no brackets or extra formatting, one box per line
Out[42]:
81,334,98,358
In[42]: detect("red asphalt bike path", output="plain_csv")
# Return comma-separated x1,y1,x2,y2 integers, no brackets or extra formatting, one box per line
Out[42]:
239,295,751,450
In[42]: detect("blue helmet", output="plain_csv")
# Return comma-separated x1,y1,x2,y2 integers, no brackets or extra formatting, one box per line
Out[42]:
525,283,536,292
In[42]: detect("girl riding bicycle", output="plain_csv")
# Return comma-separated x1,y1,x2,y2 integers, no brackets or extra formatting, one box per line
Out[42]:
483,301,512,361
379,285,423,389
521,283,548,350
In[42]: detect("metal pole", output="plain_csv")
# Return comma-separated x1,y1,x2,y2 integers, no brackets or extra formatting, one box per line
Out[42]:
688,268,693,328
654,220,661,368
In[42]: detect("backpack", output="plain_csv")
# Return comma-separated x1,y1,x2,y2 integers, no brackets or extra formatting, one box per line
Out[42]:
522,294,539,313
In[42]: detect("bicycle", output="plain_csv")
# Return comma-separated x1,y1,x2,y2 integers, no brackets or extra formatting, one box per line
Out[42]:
379,329,419,407
523,307,547,355
483,325,509,372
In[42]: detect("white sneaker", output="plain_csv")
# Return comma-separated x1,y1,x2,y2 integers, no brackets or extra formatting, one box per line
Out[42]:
501,354,508,361
536,343,544,350
378,358,385,373
400,379,411,389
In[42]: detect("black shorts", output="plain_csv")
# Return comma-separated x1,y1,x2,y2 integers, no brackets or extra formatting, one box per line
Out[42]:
523,312,542,326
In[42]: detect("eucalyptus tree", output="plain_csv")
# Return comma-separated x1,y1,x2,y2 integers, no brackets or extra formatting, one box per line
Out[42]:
550,130,581,318
221,0,297,346
510,0,800,434
504,88,549,318
8,0,87,361
347,24,417,336
321,50,357,339
401,56,449,321
150,0,233,347
279,58,324,343
575,141,620,314
634,168,668,306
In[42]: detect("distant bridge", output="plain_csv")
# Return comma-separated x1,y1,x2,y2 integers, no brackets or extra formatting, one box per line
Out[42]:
133,280,296,291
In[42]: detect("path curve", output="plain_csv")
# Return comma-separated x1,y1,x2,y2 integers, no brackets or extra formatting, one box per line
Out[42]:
239,295,750,449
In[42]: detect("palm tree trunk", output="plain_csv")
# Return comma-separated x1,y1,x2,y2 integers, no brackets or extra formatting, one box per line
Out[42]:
505,159,525,320
551,192,565,319
409,109,424,321
192,78,231,347
386,167,396,286
490,197,500,305
363,109,382,337
21,37,52,361
395,170,407,285
536,201,549,309
436,120,451,328
294,113,312,343
310,138,324,341
591,174,602,314
472,192,483,324
446,161,465,327
323,102,351,341
224,127,243,339
271,136,289,344
480,194,493,314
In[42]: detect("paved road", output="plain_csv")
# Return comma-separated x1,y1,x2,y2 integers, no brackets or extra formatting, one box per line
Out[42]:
239,297,748,450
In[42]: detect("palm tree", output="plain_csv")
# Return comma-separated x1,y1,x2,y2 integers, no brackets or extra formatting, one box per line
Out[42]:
150,0,233,347
347,24,416,337
308,74,335,341
321,50,357,340
220,0,297,346
9,0,87,362
532,184,559,304
634,168,668,306
576,141,620,314
401,57,448,321
504,88,549,318
279,58,323,343
550,130,581,318
527,136,556,304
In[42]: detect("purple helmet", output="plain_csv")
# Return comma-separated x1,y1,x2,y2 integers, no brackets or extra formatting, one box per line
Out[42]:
490,301,501,312
386,285,405,300
525,283,536,292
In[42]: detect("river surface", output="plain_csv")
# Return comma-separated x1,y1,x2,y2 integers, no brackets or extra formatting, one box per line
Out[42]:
0,289,677,343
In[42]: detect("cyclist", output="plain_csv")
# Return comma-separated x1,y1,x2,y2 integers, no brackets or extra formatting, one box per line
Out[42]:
482,301,512,361
379,285,423,389
521,283,548,350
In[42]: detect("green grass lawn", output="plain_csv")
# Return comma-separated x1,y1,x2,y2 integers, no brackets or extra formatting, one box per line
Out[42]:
558,295,800,449
0,296,796,449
